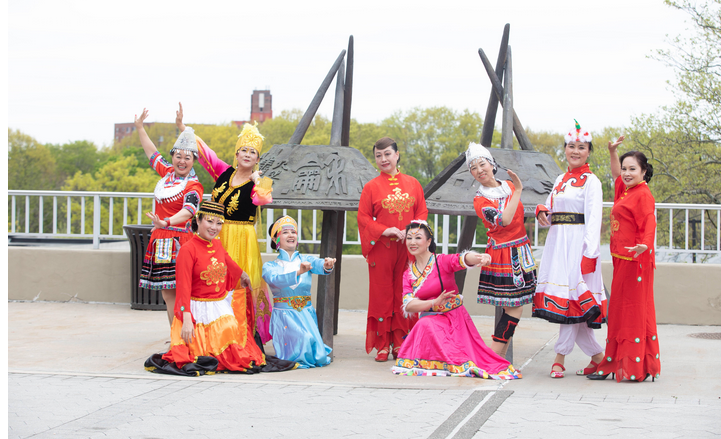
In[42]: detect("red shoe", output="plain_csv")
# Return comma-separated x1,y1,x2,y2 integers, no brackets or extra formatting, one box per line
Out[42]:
576,360,600,376
550,363,565,378
392,347,400,360
375,349,389,362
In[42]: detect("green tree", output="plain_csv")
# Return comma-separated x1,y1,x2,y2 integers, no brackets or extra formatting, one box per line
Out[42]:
628,0,721,205
8,129,60,190
48,140,108,185
382,107,486,185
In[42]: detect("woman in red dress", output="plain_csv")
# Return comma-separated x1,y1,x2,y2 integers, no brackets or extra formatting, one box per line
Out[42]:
145,201,297,375
358,137,428,362
135,108,204,325
589,143,660,382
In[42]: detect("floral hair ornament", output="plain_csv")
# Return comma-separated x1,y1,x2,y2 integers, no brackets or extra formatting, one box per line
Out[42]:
409,219,433,236
196,201,225,223
270,215,298,240
564,119,593,143
234,121,265,167
465,142,496,172
170,127,199,158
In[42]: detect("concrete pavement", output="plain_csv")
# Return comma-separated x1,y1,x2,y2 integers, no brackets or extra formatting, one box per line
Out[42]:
8,301,721,438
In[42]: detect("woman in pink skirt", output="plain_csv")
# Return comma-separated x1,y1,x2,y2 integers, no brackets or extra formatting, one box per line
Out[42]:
391,220,521,379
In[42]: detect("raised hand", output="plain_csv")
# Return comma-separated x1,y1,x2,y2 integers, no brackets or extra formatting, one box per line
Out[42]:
145,211,166,231
175,102,185,130
507,169,523,191
134,108,149,130
608,135,625,153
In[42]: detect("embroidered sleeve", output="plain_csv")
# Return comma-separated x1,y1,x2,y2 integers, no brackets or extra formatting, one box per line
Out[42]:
149,151,172,177
183,190,201,217
482,207,503,228
400,269,417,318
251,177,273,206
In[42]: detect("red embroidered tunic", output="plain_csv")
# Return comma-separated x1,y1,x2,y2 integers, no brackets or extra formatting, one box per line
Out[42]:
174,234,244,322
358,172,429,258
358,171,428,353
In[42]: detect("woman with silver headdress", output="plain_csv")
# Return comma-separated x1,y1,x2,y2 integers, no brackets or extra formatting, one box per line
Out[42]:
465,142,537,359
134,108,204,325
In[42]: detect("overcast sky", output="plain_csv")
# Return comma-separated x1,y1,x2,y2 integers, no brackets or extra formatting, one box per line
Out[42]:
8,0,690,148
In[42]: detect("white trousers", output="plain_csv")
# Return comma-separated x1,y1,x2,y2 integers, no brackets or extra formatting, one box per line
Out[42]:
554,323,603,357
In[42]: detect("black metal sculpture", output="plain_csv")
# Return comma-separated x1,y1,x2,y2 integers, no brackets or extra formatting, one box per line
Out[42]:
259,36,370,352
423,25,563,362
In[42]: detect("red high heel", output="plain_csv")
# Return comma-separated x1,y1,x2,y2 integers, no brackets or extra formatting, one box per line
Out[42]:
374,348,389,362
392,347,400,360
576,360,600,376
550,363,565,378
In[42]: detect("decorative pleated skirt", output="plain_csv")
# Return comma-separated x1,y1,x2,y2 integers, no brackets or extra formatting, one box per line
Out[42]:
391,307,521,380
270,303,332,368
595,257,661,382
477,236,537,307
219,222,273,344
153,290,267,374
139,227,192,290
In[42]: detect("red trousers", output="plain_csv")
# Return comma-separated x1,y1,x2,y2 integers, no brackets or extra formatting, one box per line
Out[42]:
365,239,418,353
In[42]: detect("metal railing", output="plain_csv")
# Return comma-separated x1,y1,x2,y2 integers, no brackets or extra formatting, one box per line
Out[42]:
8,190,721,261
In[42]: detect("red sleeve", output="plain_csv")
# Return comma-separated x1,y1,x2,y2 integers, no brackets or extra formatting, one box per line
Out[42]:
223,246,244,291
413,178,428,221
613,175,625,202
581,256,597,275
149,152,173,178
636,190,657,248
174,244,194,322
358,181,387,258
535,204,549,218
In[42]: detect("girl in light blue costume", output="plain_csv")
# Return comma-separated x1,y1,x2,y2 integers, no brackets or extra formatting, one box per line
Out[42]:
262,215,336,368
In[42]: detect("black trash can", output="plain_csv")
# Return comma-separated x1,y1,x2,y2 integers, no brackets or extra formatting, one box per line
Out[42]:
123,225,166,310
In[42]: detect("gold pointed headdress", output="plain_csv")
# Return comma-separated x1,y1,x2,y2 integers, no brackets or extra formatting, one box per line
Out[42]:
234,121,264,165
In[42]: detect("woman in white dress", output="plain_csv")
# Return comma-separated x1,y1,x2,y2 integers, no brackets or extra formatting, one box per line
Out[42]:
533,120,609,378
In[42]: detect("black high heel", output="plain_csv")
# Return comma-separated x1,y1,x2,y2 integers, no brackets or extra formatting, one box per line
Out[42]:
642,373,656,382
587,372,615,380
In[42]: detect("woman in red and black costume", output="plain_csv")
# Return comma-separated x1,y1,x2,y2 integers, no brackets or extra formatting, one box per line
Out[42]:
135,108,204,326
358,137,428,362
145,201,297,376
533,120,607,378
588,144,660,382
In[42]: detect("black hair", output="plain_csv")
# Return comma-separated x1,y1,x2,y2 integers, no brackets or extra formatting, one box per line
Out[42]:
564,141,594,153
373,137,401,165
404,222,436,253
619,151,654,183
267,223,279,251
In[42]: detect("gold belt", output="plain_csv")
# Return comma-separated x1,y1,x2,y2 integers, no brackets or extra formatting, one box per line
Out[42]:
273,295,311,312
550,212,585,225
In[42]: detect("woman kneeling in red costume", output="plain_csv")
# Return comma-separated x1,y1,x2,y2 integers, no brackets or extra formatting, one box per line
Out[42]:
145,201,297,376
